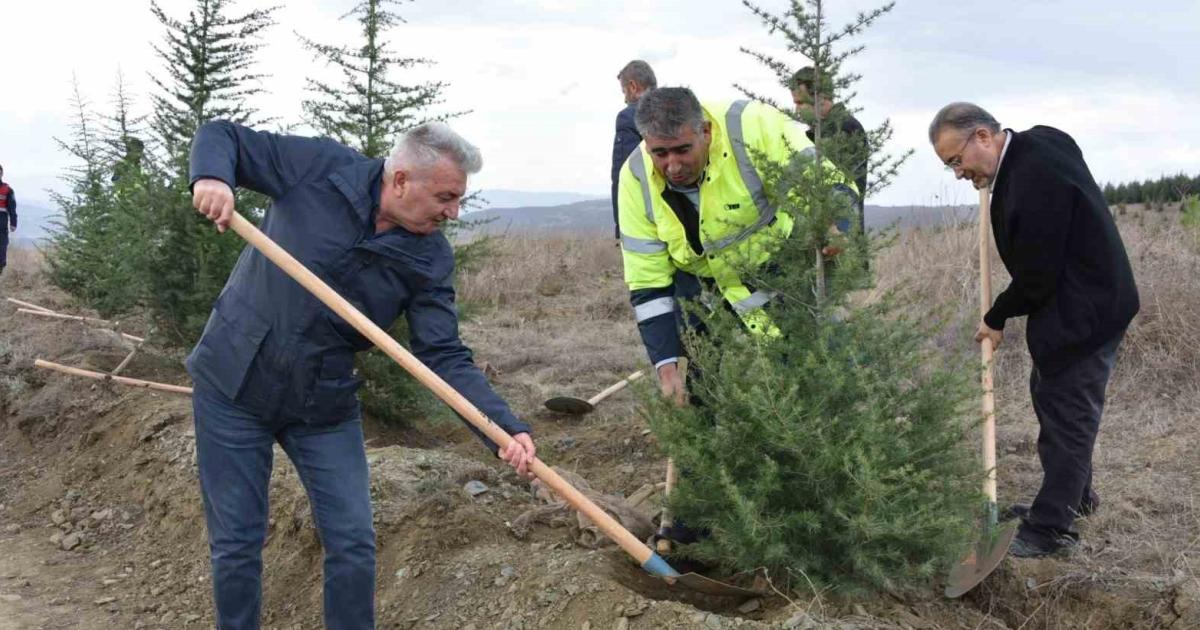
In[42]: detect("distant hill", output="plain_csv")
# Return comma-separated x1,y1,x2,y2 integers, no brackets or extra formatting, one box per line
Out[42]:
470,189,604,211
5,200,56,244
460,200,977,237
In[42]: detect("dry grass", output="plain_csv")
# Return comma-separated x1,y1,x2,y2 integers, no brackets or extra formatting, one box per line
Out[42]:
455,235,645,410
874,213,1200,627
1,245,46,290
453,216,1200,626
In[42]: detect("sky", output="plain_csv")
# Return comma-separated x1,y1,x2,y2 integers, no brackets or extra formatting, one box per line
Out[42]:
2,0,1198,211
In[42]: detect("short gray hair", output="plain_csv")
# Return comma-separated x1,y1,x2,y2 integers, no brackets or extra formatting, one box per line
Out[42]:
385,122,482,175
928,102,1001,144
617,60,657,90
635,87,704,138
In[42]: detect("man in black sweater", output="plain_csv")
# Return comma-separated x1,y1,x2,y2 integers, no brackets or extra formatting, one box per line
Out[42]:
791,67,869,236
929,102,1139,558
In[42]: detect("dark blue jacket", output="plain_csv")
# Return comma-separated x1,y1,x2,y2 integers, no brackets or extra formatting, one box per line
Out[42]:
186,120,530,450
611,103,640,238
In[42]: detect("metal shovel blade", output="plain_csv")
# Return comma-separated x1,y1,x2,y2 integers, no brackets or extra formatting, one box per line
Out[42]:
944,519,1018,598
674,572,767,598
544,396,594,415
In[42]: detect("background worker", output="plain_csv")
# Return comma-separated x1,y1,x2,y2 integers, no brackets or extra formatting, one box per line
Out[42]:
613,60,657,239
0,164,17,278
790,67,869,237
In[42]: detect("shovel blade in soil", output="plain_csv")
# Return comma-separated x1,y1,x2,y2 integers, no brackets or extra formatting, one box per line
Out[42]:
674,572,768,598
944,519,1018,598
544,396,594,415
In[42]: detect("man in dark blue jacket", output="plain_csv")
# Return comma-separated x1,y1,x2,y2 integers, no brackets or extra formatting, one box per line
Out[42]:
0,164,16,277
930,103,1139,558
189,120,537,630
612,60,656,239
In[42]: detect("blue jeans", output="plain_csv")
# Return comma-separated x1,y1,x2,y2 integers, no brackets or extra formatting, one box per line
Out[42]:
193,385,375,630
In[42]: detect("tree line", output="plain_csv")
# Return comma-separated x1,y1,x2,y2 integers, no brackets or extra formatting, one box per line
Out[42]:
1102,172,1199,205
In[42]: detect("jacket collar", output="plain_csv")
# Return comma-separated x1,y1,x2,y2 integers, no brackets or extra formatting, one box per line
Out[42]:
328,158,386,226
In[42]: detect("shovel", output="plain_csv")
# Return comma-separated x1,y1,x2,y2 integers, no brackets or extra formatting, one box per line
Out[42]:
544,370,644,415
224,213,761,598
945,188,1018,598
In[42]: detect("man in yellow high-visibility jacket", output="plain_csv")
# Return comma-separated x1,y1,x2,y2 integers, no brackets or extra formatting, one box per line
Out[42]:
618,87,856,405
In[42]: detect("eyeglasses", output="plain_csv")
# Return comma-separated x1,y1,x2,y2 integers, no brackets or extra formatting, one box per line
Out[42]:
943,130,978,172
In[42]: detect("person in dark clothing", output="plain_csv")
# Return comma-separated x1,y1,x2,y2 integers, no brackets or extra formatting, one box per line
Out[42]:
0,164,16,277
613,60,657,239
790,67,869,236
189,120,537,629
930,102,1139,558
612,62,701,304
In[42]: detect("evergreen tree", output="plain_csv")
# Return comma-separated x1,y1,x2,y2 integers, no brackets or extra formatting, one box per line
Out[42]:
299,0,480,426
298,0,454,158
46,77,112,302
645,0,981,595
89,69,154,316
144,0,277,342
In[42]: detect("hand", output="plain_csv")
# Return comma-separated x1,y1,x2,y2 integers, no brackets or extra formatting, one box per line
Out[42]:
821,245,843,257
975,320,1003,351
192,178,236,233
657,362,687,407
499,432,537,480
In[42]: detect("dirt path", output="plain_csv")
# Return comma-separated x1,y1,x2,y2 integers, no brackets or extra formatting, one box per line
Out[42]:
0,528,140,630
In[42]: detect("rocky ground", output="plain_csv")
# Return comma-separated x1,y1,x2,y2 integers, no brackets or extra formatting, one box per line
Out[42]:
1,216,1198,629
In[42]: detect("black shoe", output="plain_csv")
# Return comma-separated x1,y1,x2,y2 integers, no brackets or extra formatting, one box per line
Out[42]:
1001,495,1100,523
655,521,709,545
1009,530,1076,558
1000,504,1030,522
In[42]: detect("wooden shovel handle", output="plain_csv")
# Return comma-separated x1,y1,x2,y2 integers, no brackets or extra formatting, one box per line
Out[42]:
586,370,645,406
978,188,998,504
656,458,678,554
226,213,668,573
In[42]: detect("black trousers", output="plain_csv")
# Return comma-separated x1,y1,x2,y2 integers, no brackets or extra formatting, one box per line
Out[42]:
1022,330,1124,545
0,223,8,269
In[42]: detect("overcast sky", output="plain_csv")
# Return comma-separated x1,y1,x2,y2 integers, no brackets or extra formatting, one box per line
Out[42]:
3,0,1198,209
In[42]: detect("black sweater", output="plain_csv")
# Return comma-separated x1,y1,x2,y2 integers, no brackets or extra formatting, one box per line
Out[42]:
985,126,1139,373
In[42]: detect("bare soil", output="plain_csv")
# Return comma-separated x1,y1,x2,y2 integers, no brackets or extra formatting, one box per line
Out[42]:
1,216,1197,629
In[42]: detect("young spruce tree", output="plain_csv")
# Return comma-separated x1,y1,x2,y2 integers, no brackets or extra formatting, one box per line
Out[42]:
46,77,112,304
144,0,276,342
644,0,982,595
299,0,473,426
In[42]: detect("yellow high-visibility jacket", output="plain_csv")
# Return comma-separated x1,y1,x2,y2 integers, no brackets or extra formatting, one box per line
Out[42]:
618,99,856,366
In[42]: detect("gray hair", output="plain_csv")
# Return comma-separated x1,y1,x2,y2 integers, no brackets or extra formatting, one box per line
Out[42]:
928,102,1001,144
617,60,657,90
635,87,704,138
384,122,482,175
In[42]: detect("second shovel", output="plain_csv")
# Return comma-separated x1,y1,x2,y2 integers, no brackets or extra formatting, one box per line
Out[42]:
544,370,645,415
